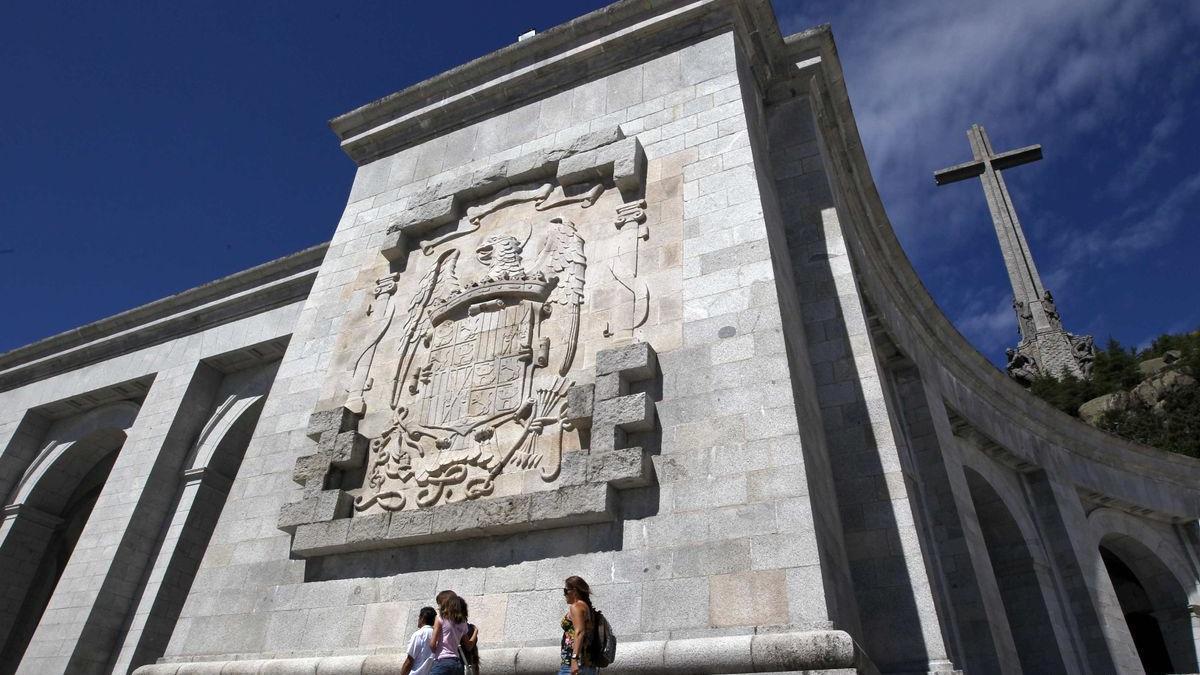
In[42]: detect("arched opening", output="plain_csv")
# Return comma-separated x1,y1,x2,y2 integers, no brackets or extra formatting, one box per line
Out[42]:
0,401,137,671
965,468,1067,673
0,450,118,668
115,396,267,672
1100,533,1199,674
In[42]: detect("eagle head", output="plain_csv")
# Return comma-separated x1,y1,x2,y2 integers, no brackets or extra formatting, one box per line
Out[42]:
476,234,525,279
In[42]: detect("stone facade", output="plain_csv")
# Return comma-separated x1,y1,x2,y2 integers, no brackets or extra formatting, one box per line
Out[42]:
2,2,1199,674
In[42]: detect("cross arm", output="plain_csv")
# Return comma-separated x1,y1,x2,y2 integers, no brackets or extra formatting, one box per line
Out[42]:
934,159,984,186
934,143,1043,186
990,144,1042,171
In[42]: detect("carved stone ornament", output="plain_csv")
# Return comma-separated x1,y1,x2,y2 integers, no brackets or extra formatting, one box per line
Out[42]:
279,128,657,556
354,204,587,512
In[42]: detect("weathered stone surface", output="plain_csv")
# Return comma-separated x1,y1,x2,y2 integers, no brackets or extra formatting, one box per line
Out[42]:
751,631,858,671
1138,350,1182,377
276,489,351,533
389,195,456,234
305,407,357,441
292,519,350,557
587,446,652,488
429,494,532,536
328,431,367,468
556,137,646,193
379,230,408,263
594,392,654,433
344,512,391,548
709,569,788,627
596,340,658,380
1133,369,1197,407
529,484,614,524
386,509,433,540
593,372,624,402
564,383,594,430
291,454,330,489
133,631,857,674
1079,392,1131,425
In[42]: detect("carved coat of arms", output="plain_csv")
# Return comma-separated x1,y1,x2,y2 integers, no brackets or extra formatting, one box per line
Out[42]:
347,186,592,512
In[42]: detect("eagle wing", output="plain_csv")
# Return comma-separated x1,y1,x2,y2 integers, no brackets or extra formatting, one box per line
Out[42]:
532,217,586,375
533,217,586,308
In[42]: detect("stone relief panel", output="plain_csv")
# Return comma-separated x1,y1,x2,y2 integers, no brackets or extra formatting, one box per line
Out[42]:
351,187,593,512
279,128,675,556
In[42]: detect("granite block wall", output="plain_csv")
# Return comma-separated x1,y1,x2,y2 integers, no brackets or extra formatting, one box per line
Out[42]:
160,28,838,664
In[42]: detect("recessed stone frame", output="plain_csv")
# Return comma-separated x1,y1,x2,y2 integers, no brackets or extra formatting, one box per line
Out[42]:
278,129,658,557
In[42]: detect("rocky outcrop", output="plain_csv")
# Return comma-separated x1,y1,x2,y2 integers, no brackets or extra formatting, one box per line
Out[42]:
1137,349,1183,378
1079,392,1132,425
1079,350,1195,424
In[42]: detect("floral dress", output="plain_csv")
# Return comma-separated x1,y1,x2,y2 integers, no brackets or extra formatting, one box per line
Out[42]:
560,613,580,666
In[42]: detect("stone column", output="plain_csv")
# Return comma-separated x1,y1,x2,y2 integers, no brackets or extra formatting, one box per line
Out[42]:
885,365,1007,673
18,362,222,674
109,467,233,674
1023,471,1129,674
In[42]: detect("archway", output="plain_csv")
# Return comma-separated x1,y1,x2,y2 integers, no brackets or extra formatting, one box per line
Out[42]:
0,450,118,668
0,401,137,669
965,467,1068,673
1099,531,1199,674
110,391,270,674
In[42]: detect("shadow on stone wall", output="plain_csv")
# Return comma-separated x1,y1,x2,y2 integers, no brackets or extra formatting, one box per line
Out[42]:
766,92,935,671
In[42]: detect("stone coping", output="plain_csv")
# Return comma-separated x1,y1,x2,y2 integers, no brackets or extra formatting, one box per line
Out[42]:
789,27,1200,516
133,630,858,674
328,0,785,165
0,244,326,391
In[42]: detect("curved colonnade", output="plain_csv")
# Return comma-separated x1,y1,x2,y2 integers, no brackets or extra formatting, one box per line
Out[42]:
798,28,1200,674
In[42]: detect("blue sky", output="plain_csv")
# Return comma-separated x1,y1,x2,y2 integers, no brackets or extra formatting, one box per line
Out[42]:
2,1,1198,367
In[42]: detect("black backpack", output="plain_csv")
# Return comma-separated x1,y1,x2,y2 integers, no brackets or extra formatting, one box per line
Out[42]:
587,608,617,667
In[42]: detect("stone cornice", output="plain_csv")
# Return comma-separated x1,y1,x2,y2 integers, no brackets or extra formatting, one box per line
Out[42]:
0,244,327,391
329,0,786,166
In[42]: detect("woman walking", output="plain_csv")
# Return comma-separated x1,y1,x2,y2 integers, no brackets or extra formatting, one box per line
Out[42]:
559,576,597,675
430,593,476,675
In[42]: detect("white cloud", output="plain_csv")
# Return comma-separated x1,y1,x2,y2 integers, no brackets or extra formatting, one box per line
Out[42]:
1108,103,1184,197
1056,169,1200,269
773,0,1200,365
773,0,1200,257
955,293,1018,356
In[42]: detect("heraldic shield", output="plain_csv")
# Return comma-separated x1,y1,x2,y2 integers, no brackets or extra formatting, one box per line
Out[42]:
347,183,593,513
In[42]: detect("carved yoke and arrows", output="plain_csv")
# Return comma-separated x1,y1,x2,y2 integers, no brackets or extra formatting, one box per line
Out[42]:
935,124,1094,383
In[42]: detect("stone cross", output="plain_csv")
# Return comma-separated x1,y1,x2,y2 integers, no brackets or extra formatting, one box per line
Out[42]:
935,124,1094,382
935,124,1052,339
